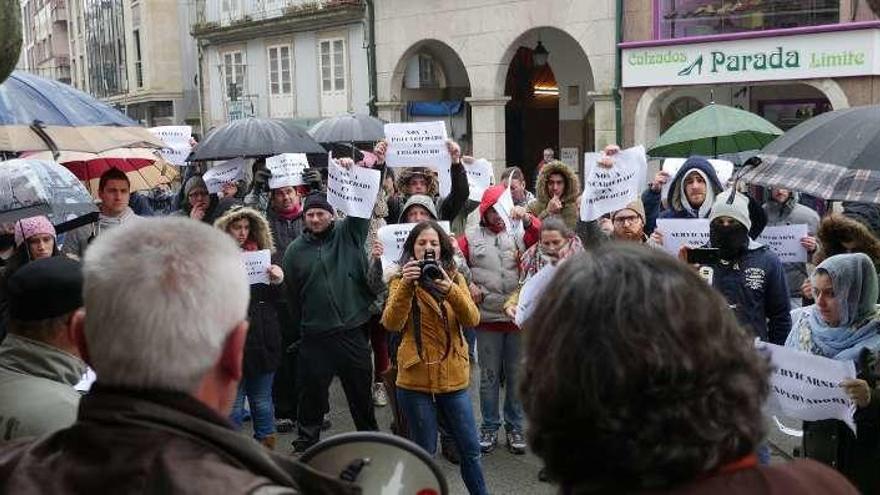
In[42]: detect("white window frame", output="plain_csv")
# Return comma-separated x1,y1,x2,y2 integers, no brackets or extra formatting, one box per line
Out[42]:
318,37,347,95
221,49,246,100
266,43,293,96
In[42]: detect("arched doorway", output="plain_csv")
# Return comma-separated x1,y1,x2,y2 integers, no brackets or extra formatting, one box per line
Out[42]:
501,27,594,188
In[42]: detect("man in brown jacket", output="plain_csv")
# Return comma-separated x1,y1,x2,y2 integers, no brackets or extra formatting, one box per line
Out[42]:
0,218,354,495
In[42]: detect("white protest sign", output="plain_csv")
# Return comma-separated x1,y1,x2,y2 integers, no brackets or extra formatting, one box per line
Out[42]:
580,145,648,222
377,221,452,270
384,121,451,170
266,153,309,189
660,158,734,199
655,218,711,255
464,159,494,202
494,186,523,236
327,155,382,219
149,125,192,166
758,224,809,264
515,264,558,327
203,158,245,194
242,249,271,285
760,342,857,434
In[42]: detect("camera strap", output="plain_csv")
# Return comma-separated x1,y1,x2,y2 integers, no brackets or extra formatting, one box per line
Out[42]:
410,291,452,364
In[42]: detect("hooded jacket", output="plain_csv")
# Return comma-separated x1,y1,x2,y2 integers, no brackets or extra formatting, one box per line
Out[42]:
763,191,821,298
528,161,581,230
386,164,469,225
214,207,282,378
643,157,724,233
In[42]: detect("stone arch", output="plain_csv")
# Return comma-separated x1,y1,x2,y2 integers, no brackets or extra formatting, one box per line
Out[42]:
388,39,471,103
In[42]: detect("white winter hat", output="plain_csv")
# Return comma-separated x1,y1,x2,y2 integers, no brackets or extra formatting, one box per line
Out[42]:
709,189,751,231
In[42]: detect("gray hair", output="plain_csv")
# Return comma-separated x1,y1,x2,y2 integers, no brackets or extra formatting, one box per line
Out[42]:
82,217,249,392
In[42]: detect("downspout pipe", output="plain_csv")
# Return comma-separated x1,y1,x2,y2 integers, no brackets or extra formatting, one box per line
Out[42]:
614,0,624,145
365,0,378,117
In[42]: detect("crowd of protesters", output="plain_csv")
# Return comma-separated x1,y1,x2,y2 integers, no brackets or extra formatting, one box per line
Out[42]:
1,138,880,495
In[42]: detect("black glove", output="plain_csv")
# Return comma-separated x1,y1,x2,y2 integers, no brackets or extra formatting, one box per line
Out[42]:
302,168,323,192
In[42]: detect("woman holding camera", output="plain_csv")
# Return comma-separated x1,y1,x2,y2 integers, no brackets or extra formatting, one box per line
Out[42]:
381,220,487,495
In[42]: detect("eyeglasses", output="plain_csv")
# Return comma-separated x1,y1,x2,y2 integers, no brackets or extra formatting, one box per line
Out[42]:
188,191,208,199
613,215,640,226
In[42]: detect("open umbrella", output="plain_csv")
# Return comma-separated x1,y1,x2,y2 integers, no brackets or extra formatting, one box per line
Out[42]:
738,105,880,203
191,118,325,161
308,113,385,144
0,71,163,154
648,103,784,158
0,158,98,229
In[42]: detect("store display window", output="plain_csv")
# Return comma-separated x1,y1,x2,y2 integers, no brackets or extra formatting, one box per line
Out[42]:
658,0,839,39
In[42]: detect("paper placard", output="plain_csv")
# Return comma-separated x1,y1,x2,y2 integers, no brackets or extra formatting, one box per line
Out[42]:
760,342,857,434
515,264,558,327
242,249,271,285
377,221,452,270
655,218,711,255
150,125,192,166
494,185,523,236
560,148,578,169
384,121,451,170
580,145,648,222
327,155,382,219
661,158,734,200
757,224,809,264
464,159,494,202
203,158,246,194
266,153,309,189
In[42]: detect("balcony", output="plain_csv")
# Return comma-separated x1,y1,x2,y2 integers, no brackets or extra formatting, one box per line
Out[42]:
50,0,67,23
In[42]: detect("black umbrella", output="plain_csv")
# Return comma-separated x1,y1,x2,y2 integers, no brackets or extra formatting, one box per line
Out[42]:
190,118,326,161
739,105,880,203
308,113,385,144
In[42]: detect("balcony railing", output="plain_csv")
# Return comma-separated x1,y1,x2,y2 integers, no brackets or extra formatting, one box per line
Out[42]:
192,0,360,32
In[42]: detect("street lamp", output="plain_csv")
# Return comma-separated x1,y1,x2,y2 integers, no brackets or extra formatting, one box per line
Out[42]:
533,39,549,67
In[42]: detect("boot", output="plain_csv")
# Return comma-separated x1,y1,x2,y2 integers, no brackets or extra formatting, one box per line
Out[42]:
260,434,277,451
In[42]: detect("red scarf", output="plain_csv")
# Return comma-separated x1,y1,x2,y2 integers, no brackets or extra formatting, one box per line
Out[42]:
242,239,259,252
275,204,302,221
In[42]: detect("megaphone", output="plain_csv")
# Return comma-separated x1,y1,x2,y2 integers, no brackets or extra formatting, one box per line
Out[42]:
301,432,448,495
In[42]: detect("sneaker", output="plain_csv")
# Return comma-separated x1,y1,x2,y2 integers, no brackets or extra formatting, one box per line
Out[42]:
372,383,388,407
479,430,497,454
441,436,460,465
322,413,332,431
275,418,295,433
290,438,314,455
506,430,526,455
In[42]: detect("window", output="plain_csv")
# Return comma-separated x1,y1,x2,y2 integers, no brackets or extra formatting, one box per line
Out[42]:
319,38,346,93
418,54,439,88
659,0,839,39
133,29,143,88
267,45,292,95
223,50,246,100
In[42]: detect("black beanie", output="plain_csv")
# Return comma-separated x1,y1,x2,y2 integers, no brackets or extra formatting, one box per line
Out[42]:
303,193,334,215
8,256,83,322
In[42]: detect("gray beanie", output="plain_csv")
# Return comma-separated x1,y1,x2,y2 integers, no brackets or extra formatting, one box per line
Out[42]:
710,189,751,230
184,176,208,196
399,194,438,223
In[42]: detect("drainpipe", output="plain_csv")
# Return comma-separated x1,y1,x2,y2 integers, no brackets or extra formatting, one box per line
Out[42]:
196,40,206,136
365,0,378,117
614,0,624,145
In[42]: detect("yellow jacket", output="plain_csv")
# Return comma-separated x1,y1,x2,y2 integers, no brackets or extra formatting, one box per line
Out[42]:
381,272,479,394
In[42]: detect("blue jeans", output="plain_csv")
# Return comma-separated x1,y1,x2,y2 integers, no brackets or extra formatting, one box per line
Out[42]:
230,372,276,440
477,330,524,434
397,388,488,495
463,327,477,362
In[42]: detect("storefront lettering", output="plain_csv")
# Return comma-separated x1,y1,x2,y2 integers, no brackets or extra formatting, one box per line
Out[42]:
628,50,687,66
709,47,799,73
810,50,865,68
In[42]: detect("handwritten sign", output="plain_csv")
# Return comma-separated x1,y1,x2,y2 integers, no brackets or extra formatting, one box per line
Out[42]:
560,147,578,169
149,125,192,166
580,145,648,222
494,185,523,236
760,342,857,434
266,153,309,189
327,155,382,219
384,121,450,170
515,264,558,327
203,158,245,194
464,159,494,202
655,218,710,255
242,249,271,285
377,221,452,270
661,158,734,199
758,224,809,263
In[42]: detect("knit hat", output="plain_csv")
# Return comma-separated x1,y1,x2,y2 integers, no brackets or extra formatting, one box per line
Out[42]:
709,189,752,230
8,256,83,322
14,215,56,248
303,193,335,215
612,199,646,224
398,194,438,223
184,176,208,196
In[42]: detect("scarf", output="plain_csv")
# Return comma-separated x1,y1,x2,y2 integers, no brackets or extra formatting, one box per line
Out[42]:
98,207,136,232
519,235,584,282
242,239,259,252
275,204,302,221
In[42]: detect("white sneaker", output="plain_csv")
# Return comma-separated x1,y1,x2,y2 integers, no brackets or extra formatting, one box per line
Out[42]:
372,382,388,407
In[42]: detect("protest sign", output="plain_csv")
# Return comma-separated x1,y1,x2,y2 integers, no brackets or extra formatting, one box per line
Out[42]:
760,342,857,433
515,264,558,327
203,158,245,194
384,121,450,170
149,125,192,166
377,221,452,270
660,158,734,199
326,155,382,219
266,153,309,189
757,224,809,263
242,249,271,285
579,145,648,222
464,159,494,202
494,185,523,236
655,218,710,255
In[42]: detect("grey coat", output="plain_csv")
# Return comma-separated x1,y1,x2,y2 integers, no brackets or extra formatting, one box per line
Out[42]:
763,193,821,299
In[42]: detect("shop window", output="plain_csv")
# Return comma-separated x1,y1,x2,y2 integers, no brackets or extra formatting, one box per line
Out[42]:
758,99,832,130
661,96,703,132
659,0,839,39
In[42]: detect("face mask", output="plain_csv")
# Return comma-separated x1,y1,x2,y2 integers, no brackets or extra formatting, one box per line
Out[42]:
710,223,749,260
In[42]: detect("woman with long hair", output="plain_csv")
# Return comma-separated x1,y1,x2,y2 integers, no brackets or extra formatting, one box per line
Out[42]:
381,220,487,494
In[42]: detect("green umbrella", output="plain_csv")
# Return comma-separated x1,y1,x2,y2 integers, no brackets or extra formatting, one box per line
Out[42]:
647,103,783,158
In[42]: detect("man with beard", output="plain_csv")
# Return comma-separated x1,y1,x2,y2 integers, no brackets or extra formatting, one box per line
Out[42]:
681,190,791,344
610,200,647,243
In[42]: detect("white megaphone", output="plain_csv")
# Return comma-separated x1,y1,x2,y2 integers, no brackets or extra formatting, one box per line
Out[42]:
301,432,448,495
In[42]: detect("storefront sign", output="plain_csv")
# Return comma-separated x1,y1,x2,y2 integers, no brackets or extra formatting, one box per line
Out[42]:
622,28,880,87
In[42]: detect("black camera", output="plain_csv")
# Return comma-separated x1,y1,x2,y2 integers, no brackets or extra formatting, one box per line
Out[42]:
418,249,443,282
